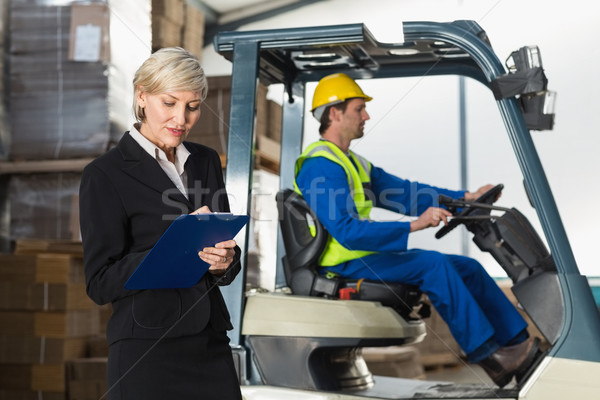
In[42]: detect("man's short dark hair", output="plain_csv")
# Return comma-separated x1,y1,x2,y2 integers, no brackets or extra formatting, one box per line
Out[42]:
318,101,349,135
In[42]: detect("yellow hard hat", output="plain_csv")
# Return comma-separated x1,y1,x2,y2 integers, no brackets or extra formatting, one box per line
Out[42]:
311,73,373,119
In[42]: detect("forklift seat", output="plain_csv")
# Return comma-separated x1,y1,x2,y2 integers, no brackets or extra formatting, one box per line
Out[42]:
276,189,426,319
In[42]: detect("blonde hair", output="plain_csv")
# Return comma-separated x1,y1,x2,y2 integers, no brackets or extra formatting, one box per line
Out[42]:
133,47,208,122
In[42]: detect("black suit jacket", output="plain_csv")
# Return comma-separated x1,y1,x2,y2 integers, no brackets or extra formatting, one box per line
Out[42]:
79,132,241,344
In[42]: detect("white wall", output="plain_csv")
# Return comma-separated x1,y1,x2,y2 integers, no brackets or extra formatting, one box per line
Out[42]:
202,0,599,278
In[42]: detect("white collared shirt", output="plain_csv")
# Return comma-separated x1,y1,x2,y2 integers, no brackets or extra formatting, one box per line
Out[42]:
129,125,191,199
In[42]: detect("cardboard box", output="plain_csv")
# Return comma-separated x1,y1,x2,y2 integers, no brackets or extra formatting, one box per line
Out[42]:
0,309,99,338
68,380,107,400
66,358,108,400
0,253,84,284
68,3,111,62
14,239,83,256
0,363,65,392
8,5,110,161
0,282,92,311
188,132,228,155
0,389,65,400
256,99,282,142
255,95,282,173
0,0,7,160
152,0,184,23
152,15,182,50
0,336,87,364
187,76,232,154
187,77,271,159
256,134,281,163
253,84,269,138
7,173,83,241
182,3,205,59
268,100,283,142
87,335,109,358
255,98,282,173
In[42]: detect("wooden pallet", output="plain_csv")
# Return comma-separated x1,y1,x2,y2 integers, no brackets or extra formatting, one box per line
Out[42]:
420,352,465,371
254,150,280,175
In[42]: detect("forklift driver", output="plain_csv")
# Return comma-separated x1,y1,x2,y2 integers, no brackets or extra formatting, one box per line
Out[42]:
293,73,541,388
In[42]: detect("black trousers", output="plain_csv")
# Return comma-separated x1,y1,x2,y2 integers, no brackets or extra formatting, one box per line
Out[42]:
106,327,242,400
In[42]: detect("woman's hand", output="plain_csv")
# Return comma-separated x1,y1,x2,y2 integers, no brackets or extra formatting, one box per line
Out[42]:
190,206,237,274
410,207,452,232
199,240,237,276
190,205,236,274
191,205,211,214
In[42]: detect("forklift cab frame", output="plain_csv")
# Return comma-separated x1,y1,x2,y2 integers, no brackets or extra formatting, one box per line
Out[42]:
213,21,600,399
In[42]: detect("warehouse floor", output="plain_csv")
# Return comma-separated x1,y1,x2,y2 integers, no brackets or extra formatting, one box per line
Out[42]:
425,364,494,385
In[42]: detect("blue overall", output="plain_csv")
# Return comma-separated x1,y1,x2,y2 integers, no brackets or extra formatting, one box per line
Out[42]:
295,155,528,361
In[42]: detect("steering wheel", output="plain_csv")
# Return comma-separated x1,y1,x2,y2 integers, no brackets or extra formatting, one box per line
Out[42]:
435,183,504,239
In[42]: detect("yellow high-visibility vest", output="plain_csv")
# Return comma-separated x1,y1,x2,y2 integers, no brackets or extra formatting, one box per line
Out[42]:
294,140,376,267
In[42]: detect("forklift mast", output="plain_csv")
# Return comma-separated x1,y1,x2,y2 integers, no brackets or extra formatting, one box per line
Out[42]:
213,21,600,365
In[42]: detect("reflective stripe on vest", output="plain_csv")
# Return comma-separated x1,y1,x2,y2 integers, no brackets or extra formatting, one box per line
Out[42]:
294,140,376,267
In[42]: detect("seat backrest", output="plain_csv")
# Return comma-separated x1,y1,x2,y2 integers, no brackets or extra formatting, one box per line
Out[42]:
276,189,330,294
276,189,426,318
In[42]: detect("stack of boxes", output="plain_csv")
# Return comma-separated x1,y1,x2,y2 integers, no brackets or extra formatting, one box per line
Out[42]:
0,0,153,247
0,1,208,396
8,1,111,160
2,0,114,247
186,76,283,173
187,76,234,157
182,2,205,60
152,0,205,59
255,92,283,173
0,0,8,158
1,0,208,247
65,358,108,400
0,241,102,399
8,173,82,243
152,0,185,50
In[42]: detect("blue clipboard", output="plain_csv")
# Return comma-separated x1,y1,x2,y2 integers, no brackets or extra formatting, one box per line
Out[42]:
124,213,249,290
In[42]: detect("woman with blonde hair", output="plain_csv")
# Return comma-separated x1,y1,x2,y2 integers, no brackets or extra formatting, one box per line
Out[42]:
79,47,243,400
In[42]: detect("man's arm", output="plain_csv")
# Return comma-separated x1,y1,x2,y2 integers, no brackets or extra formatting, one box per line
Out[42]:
369,165,466,216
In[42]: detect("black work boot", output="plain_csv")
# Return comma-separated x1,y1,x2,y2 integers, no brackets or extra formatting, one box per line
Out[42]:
478,337,540,388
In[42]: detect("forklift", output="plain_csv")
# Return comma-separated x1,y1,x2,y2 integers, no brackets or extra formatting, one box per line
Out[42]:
212,21,600,399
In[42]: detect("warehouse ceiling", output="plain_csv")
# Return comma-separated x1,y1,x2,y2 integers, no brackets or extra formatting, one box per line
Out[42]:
191,0,326,45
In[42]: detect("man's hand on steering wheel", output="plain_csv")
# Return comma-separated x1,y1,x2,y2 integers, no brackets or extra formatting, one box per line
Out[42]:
435,183,504,239
410,207,453,232
464,184,501,202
